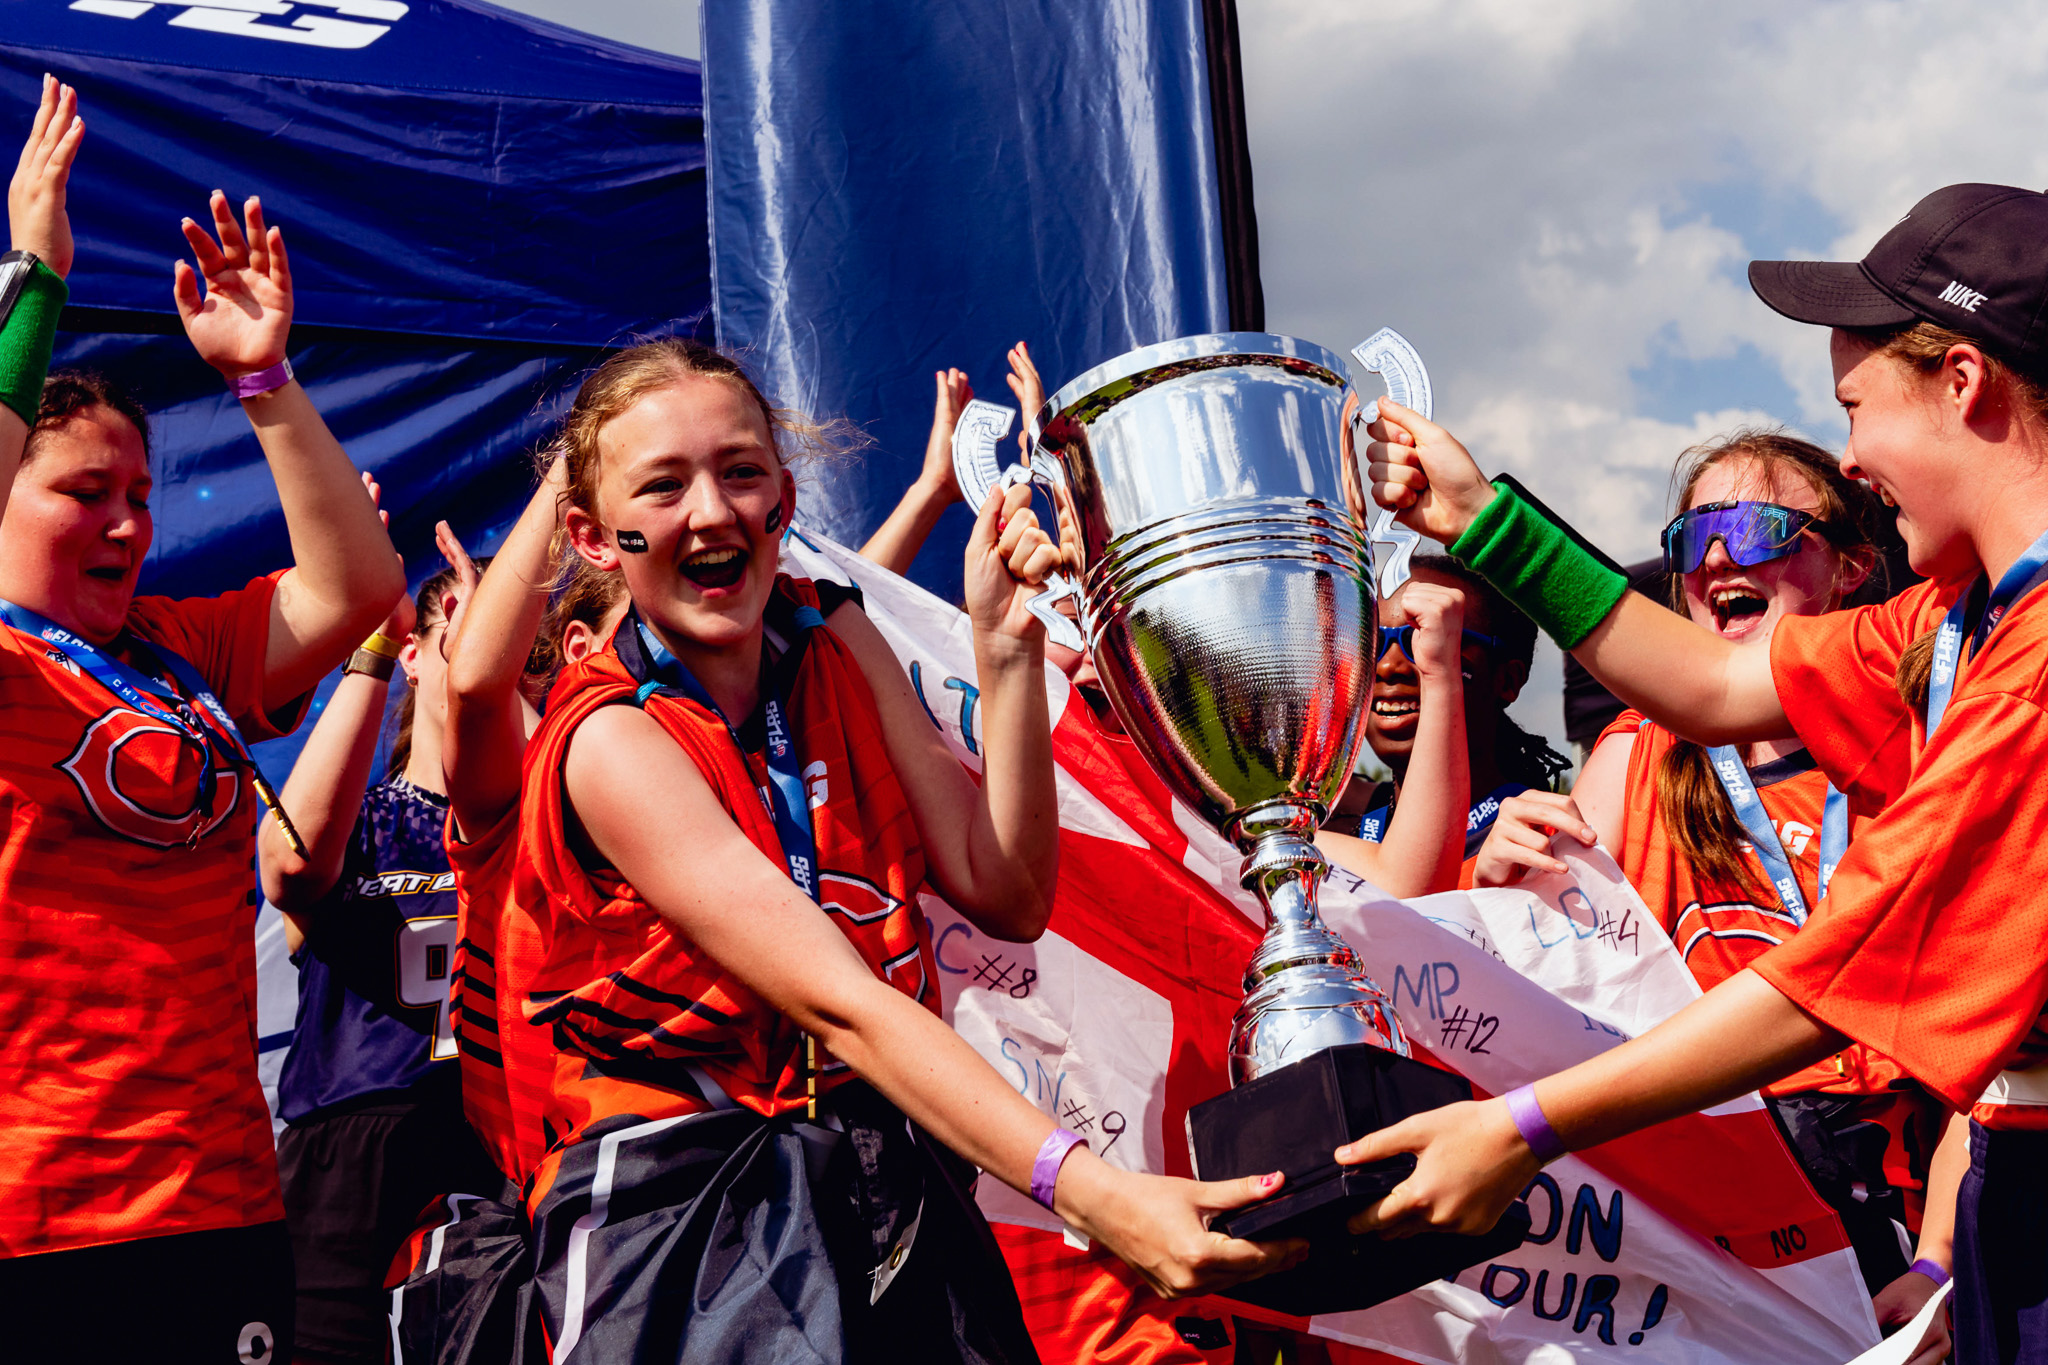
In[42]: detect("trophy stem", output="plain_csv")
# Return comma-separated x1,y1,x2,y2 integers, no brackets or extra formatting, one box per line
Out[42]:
1227,803,1409,1084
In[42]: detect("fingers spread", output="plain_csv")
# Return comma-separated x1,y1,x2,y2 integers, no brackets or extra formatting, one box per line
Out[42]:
170,258,202,320
210,189,248,263
268,226,293,292
243,197,269,276
180,216,229,279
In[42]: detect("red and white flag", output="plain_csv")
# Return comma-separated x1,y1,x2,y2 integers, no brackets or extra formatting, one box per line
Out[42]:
783,529,1880,1365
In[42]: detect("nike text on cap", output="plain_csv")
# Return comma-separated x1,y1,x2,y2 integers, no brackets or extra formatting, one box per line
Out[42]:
1749,184,2048,362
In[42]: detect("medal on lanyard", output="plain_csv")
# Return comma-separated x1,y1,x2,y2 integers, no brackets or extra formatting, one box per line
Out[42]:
631,612,822,895
1706,746,1849,924
0,598,303,855
1925,525,2048,736
631,608,829,1114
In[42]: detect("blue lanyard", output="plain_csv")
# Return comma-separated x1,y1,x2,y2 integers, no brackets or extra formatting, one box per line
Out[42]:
1706,746,1849,925
1925,526,2048,736
1356,781,1529,859
0,598,255,836
632,609,824,898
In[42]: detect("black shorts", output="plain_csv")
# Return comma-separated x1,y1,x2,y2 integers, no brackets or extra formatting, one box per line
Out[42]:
1955,1121,2048,1365
278,1084,503,1363
0,1220,293,1365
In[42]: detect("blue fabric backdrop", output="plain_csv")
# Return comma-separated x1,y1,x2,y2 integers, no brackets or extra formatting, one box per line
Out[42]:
704,0,1234,602
0,0,706,774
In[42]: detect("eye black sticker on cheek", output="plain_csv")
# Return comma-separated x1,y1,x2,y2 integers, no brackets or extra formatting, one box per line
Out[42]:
764,504,783,533
617,530,649,554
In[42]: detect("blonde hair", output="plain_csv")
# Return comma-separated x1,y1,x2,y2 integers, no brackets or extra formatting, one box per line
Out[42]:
550,338,854,535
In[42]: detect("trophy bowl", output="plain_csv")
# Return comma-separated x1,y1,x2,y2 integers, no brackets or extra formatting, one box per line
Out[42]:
1035,333,1405,1081
1033,333,1529,1313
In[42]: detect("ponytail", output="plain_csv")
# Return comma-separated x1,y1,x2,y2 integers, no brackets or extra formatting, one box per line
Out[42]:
1896,628,1937,713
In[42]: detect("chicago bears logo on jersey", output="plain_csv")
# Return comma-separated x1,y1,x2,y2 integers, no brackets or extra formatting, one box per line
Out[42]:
817,869,930,1005
57,705,243,848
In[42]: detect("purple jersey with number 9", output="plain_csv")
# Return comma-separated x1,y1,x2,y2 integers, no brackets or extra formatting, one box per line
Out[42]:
278,778,461,1121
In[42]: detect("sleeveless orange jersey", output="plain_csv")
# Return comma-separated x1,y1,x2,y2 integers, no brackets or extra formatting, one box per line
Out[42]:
1758,577,2048,1128
509,577,938,1146
447,808,551,1186
0,575,306,1257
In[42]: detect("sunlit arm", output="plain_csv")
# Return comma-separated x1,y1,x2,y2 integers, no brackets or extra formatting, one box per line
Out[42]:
443,469,560,840
1319,658,1467,897
258,668,389,953
830,603,1058,941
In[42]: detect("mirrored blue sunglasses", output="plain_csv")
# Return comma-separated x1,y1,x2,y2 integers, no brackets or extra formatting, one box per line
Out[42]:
1661,500,1826,576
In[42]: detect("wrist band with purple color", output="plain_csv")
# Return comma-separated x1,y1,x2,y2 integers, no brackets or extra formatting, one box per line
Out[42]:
1504,1084,1568,1165
1030,1127,1087,1211
227,357,293,399
1910,1257,1950,1288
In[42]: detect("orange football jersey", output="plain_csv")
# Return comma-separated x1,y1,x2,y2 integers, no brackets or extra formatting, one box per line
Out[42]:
447,808,551,1186
1598,710,1942,1211
1756,576,2048,1125
510,577,939,1146
0,576,305,1257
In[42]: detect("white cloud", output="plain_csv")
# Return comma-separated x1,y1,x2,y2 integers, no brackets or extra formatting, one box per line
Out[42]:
1239,0,2048,751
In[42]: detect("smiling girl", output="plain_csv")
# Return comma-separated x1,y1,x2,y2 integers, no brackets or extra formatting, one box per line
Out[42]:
500,338,1296,1362
0,83,402,1362
1342,182,2048,1365
1472,431,1957,1354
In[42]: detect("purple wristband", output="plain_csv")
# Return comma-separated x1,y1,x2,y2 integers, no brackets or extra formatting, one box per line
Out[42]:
227,357,293,400
1030,1127,1087,1211
1909,1257,1950,1288
1504,1084,1568,1165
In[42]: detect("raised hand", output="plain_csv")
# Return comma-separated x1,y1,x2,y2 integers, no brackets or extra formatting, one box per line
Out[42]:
1006,340,1046,462
1397,579,1466,681
362,471,414,642
433,518,483,654
1367,398,1498,545
11,76,83,278
173,190,293,380
964,482,1059,644
917,368,970,504
1472,791,1598,887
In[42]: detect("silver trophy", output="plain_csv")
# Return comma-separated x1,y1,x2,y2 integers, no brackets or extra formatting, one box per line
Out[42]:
1027,333,1409,1083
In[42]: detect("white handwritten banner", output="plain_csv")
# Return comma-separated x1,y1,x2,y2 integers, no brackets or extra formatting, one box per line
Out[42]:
776,528,1881,1363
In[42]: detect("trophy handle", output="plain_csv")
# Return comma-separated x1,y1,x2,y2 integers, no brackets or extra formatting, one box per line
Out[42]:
952,397,1086,653
1349,328,1433,599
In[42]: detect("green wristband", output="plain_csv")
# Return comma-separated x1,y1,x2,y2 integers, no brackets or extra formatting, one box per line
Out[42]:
0,258,66,427
1449,479,1629,649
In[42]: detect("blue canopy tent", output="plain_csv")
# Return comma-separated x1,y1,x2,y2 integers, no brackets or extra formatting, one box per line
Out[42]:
0,0,707,773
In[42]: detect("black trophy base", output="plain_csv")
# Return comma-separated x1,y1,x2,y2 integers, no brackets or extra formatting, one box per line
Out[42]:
1186,1042,1531,1316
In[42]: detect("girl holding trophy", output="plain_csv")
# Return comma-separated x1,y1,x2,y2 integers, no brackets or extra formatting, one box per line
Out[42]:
1348,183,2048,1365
497,338,1301,1361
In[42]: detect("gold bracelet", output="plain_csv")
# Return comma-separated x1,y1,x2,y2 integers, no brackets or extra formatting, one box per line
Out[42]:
344,647,397,681
360,631,403,660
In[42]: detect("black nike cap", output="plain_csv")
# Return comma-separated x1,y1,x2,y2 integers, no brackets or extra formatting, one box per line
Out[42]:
1749,183,2048,362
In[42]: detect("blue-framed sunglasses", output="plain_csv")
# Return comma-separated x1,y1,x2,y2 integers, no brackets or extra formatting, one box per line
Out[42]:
1375,624,1502,664
1661,500,1830,576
